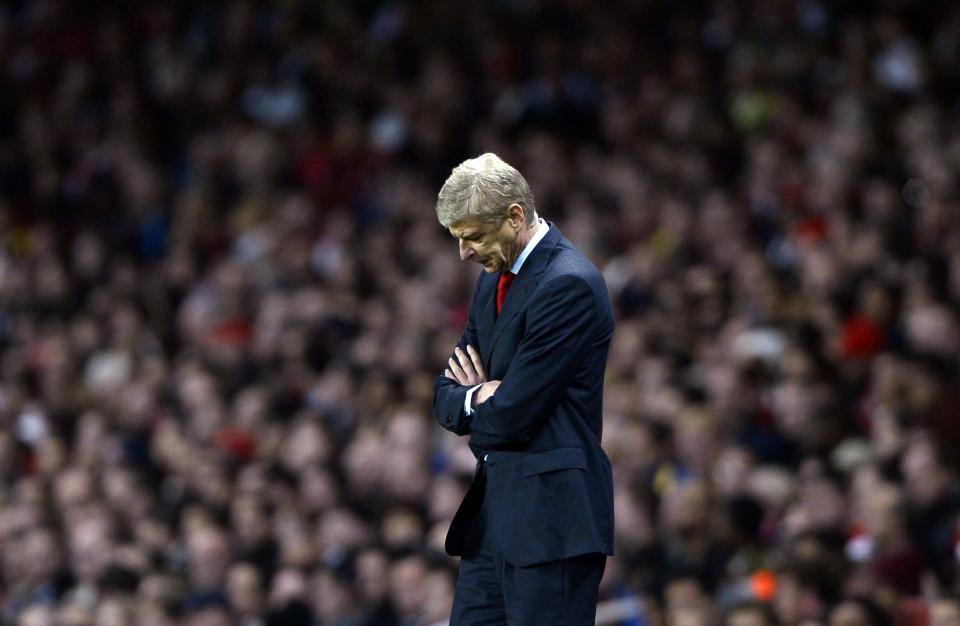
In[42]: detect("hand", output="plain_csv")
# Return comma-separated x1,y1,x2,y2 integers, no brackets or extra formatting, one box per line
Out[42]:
476,380,500,404
445,345,487,386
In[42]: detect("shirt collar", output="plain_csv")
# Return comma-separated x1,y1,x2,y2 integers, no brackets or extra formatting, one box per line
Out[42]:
509,217,548,275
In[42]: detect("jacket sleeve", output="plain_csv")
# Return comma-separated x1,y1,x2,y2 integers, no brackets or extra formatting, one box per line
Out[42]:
466,274,598,449
433,277,483,435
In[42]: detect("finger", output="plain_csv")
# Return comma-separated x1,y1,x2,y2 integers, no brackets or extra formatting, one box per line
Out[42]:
454,347,478,383
444,368,455,380
448,357,468,385
467,345,486,381
448,358,466,383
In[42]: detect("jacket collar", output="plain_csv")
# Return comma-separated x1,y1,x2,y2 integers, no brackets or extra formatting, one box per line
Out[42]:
512,222,560,279
477,223,562,364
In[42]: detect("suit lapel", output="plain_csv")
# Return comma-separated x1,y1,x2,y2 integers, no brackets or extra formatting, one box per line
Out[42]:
476,274,497,365
487,224,562,356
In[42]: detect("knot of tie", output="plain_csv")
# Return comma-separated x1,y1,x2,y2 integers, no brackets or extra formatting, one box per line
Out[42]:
497,271,516,315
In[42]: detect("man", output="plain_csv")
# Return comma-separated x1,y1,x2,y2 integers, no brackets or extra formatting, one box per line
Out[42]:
433,153,614,625
929,597,960,626
723,601,781,626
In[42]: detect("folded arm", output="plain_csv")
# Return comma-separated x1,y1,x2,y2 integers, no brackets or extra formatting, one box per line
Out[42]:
434,280,484,435
467,274,597,449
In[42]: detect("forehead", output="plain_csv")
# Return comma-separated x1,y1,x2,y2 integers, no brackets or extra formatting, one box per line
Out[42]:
448,217,493,238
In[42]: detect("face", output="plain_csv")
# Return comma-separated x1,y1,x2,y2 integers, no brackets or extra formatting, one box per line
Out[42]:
728,608,769,626
185,608,230,626
828,602,871,626
930,600,960,626
448,205,525,273
226,563,263,615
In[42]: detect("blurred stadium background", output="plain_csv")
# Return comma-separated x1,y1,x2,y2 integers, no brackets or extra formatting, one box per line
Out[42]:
1,0,959,624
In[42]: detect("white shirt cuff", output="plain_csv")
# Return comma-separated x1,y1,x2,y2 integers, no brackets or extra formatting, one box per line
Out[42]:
464,384,484,415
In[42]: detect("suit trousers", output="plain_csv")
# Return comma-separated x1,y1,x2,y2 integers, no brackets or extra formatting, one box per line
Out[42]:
449,463,606,626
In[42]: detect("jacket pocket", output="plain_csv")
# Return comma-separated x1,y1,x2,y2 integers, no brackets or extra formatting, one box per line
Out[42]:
521,447,587,477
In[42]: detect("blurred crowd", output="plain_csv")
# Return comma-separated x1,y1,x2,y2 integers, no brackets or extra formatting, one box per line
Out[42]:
1,0,960,625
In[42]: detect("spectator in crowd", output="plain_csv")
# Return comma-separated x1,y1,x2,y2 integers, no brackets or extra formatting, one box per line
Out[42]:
725,600,780,626
0,0,959,624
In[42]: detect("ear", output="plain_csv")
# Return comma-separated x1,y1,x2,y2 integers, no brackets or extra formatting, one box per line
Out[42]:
506,203,525,228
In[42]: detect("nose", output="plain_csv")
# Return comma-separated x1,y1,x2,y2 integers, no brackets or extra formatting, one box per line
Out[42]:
459,240,474,261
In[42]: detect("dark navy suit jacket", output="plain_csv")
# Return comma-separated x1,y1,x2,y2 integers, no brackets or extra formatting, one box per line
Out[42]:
434,223,615,567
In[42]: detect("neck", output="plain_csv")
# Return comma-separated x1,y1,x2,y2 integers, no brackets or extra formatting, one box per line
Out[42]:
508,215,540,268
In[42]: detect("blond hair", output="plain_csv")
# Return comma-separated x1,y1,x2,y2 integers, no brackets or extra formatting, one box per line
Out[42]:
435,153,536,227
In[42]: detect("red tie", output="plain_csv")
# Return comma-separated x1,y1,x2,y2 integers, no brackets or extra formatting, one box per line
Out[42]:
497,271,515,315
